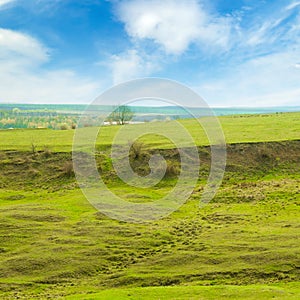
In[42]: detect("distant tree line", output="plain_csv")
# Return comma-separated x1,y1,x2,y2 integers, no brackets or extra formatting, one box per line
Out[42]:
0,106,134,129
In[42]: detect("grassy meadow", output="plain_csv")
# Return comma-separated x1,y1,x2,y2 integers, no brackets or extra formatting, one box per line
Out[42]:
0,112,299,152
0,112,299,299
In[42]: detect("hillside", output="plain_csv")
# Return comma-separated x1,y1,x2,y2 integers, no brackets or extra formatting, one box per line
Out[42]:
0,113,299,299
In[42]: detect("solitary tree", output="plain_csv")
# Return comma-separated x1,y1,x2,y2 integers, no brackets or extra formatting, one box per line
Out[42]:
12,108,21,114
109,105,134,125
119,105,134,125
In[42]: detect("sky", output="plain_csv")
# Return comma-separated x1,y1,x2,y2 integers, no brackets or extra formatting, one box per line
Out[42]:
0,0,300,107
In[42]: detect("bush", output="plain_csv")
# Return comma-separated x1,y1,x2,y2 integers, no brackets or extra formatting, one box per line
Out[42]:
31,142,37,154
60,123,68,130
42,146,52,158
130,141,145,160
164,161,180,177
61,161,74,177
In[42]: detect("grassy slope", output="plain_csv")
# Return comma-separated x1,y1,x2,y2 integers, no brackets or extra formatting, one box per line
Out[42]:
0,112,299,299
0,112,299,151
67,283,300,300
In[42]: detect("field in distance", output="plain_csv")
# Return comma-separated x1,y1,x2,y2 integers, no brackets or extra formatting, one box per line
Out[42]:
0,112,299,152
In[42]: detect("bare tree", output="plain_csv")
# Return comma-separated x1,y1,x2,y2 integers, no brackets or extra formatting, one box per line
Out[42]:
109,105,134,125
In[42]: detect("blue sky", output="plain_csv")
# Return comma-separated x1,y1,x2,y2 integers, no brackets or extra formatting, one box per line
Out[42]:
0,0,300,106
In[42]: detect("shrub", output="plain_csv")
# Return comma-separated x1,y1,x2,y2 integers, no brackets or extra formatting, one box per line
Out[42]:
61,161,74,177
164,161,180,177
31,142,37,154
130,141,145,160
60,123,68,130
42,146,52,158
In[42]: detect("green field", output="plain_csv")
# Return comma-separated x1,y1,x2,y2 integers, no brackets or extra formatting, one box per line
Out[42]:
66,283,300,299
0,112,299,299
1,112,299,151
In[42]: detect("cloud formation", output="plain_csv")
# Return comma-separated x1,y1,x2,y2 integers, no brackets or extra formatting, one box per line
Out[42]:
112,0,300,106
109,49,158,85
0,28,100,103
0,28,48,64
197,49,300,106
1,0,300,106
0,0,15,7
116,0,232,55
286,1,300,10
110,0,233,88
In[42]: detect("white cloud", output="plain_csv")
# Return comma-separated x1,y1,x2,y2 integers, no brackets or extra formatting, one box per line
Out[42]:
244,5,300,50
115,0,232,55
286,1,300,11
0,68,100,104
109,49,157,84
0,28,101,103
197,50,300,107
246,22,274,47
109,0,233,85
0,0,15,7
0,28,49,65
